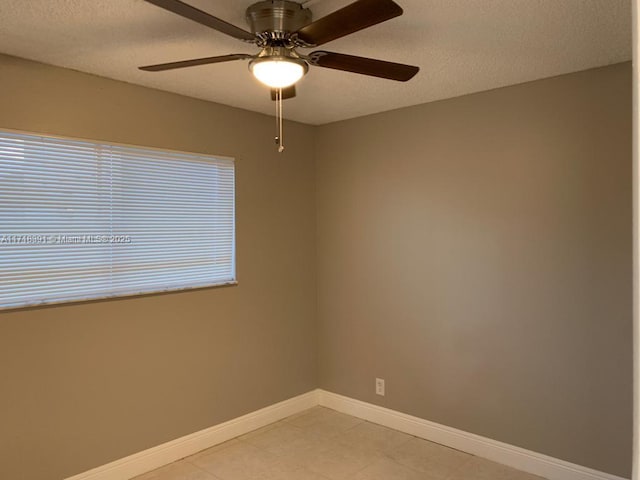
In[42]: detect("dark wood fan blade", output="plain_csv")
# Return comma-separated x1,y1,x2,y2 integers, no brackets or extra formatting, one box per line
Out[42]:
140,54,253,72
144,0,256,42
270,86,297,101
308,51,419,81
295,0,402,46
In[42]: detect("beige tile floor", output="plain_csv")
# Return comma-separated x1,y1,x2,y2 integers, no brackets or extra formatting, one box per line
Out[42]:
135,407,546,480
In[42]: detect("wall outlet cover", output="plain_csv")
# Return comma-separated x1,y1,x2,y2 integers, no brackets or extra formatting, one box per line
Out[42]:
375,378,385,396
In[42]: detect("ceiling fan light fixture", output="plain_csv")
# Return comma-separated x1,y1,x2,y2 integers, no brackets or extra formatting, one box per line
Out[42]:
250,56,308,89
140,0,419,152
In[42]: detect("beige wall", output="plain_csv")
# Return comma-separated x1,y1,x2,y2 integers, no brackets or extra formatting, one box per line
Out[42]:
0,54,318,480
0,55,633,479
316,63,633,477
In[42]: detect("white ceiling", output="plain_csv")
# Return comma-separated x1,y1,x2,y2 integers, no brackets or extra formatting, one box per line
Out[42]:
0,0,631,125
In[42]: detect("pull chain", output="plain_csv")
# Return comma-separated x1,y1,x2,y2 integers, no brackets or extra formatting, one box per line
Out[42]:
275,88,285,153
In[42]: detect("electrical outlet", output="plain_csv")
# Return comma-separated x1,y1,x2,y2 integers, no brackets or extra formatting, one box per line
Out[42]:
375,378,385,396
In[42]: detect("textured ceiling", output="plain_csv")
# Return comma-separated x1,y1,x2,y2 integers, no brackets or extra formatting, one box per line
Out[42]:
0,0,631,125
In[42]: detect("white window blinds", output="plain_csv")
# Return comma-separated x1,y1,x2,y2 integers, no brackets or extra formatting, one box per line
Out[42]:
0,130,235,310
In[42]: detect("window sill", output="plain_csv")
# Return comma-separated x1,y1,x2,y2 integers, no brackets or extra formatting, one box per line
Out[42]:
0,280,239,313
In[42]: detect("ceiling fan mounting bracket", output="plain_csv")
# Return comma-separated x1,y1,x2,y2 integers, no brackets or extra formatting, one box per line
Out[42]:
246,1,313,46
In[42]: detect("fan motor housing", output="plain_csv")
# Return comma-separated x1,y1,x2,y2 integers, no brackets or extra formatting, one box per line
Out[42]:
246,1,312,38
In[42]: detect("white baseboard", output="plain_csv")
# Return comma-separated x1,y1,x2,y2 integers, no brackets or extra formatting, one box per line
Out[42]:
65,388,628,480
318,390,628,480
65,390,320,480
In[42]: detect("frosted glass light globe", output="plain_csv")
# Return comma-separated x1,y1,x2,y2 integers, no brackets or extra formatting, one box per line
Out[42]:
251,59,306,88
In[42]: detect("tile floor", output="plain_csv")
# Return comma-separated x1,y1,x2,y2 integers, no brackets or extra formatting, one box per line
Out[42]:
135,407,545,480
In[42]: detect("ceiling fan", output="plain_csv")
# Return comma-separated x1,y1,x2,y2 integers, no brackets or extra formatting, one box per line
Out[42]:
139,0,420,101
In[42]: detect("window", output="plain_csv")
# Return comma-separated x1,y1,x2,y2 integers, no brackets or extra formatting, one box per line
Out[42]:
0,130,236,310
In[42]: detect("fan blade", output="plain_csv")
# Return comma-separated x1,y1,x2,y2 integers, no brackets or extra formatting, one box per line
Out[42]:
308,51,419,81
270,86,297,101
144,0,256,42
140,54,253,72
295,0,402,46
